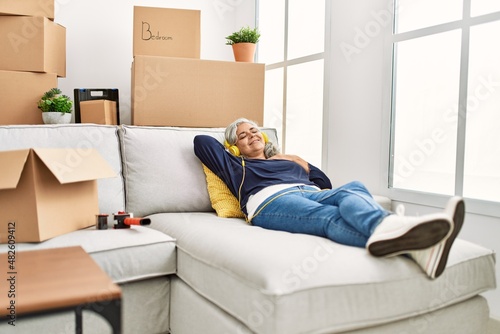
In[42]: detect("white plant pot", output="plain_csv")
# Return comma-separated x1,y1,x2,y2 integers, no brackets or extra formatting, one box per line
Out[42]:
42,112,72,124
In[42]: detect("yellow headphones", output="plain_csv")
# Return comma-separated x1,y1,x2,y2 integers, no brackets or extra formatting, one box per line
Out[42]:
224,132,269,156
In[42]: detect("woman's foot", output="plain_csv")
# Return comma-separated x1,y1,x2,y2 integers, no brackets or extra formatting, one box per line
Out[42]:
367,209,453,258
408,196,465,279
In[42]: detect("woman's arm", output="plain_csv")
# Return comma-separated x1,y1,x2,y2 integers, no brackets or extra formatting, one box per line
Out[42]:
308,164,332,189
267,153,332,189
193,135,227,174
269,154,332,189
268,154,310,173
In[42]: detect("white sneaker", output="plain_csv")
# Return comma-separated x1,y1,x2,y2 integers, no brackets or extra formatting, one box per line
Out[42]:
409,196,465,279
367,212,452,258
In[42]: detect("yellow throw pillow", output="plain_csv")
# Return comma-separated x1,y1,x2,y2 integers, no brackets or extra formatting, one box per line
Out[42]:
202,164,245,218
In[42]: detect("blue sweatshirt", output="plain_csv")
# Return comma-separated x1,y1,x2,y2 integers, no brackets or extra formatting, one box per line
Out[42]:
193,135,332,215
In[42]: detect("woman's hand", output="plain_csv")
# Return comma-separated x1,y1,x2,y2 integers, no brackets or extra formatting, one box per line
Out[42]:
268,154,310,173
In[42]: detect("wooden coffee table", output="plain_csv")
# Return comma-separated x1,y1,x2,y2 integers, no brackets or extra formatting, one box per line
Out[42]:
0,246,121,333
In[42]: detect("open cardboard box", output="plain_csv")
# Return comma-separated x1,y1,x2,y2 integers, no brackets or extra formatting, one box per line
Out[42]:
0,148,116,243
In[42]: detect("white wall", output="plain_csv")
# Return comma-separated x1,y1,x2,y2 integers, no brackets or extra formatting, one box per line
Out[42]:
55,0,255,124
328,0,499,319
327,0,390,194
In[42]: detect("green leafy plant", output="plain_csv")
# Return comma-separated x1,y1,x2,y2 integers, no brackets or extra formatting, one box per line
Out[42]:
37,88,73,113
225,26,261,45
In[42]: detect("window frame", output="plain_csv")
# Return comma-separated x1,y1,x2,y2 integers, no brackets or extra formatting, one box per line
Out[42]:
255,0,331,170
385,0,500,217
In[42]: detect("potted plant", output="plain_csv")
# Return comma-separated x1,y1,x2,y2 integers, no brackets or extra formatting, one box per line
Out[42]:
37,88,73,124
225,26,261,62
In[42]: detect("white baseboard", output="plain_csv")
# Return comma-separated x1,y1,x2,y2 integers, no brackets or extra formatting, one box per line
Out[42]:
488,316,500,334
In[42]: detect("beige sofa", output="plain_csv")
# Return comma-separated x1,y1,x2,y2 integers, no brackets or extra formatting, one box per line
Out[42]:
0,124,496,334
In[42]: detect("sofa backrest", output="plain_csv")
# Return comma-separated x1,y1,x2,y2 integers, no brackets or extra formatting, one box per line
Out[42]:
119,125,278,217
0,124,278,218
0,124,125,215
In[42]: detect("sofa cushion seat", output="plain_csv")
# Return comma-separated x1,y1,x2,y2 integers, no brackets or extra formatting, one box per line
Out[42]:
148,212,496,334
0,225,176,284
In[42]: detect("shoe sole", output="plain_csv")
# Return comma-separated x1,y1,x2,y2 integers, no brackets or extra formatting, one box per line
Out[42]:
368,218,451,257
433,198,465,278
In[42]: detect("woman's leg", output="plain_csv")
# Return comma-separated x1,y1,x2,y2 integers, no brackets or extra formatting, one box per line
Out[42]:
305,181,390,236
307,181,452,257
251,183,462,280
250,185,374,248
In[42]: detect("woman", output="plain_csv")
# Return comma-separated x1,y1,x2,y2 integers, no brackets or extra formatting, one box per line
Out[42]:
193,118,464,279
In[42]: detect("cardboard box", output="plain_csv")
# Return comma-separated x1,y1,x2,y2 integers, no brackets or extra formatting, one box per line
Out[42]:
132,56,265,127
0,16,66,77
133,6,200,58
80,100,118,125
0,148,117,243
0,70,58,125
0,0,54,20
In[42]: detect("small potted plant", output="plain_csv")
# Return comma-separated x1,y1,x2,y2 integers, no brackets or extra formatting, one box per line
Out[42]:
225,26,261,62
37,88,73,124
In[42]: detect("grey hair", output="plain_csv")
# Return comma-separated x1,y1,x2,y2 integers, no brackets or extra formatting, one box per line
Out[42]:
224,118,279,158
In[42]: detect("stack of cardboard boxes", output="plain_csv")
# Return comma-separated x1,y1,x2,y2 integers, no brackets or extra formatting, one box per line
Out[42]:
0,2,116,244
131,6,265,127
0,0,66,125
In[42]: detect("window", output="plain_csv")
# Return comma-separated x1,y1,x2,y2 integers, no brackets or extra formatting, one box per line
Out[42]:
257,0,328,167
390,0,500,215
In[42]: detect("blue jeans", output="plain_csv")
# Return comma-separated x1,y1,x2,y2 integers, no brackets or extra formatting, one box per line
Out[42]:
251,181,390,248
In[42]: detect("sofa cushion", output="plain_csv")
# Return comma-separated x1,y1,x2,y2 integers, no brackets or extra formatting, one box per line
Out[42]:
202,164,245,218
148,212,496,334
119,125,278,217
0,124,124,214
0,225,176,284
